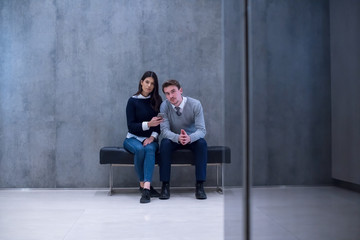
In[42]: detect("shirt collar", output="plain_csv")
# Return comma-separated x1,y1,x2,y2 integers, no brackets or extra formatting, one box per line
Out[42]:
133,94,150,99
171,96,187,110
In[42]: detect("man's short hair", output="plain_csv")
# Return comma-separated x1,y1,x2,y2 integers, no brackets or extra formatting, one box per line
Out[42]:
162,79,181,93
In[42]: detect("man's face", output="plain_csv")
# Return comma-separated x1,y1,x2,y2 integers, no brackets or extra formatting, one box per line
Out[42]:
163,85,183,107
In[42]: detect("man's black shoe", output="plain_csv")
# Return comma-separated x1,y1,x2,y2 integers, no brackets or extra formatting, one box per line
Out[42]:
195,182,207,200
140,188,151,203
139,186,161,198
159,182,170,200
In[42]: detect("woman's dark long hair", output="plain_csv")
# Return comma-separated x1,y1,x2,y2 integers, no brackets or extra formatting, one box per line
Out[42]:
134,71,162,112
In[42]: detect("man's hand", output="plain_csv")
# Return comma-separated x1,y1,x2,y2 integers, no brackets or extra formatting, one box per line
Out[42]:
178,129,190,145
143,136,155,146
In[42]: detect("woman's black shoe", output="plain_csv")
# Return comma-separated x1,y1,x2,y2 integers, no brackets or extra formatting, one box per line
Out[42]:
149,186,160,198
139,186,160,198
140,189,151,203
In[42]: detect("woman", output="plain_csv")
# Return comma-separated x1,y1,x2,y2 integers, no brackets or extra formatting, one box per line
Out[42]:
123,71,163,203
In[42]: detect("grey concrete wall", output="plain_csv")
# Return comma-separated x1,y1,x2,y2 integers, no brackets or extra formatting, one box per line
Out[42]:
0,0,223,188
0,0,57,187
224,0,332,186
330,0,360,185
249,0,332,185
1,0,334,188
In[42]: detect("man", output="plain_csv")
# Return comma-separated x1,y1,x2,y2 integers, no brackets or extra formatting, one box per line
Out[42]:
159,79,207,200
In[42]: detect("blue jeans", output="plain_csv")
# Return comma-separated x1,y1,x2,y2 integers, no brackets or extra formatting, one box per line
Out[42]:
159,138,207,182
123,138,158,183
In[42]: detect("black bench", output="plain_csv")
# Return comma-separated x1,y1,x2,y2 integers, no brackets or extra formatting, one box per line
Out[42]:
99,146,231,195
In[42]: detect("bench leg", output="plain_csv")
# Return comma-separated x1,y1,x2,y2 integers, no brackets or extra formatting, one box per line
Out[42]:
216,164,223,194
108,164,113,196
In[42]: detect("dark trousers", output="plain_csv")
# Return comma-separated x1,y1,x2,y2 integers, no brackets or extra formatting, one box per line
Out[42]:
159,138,207,182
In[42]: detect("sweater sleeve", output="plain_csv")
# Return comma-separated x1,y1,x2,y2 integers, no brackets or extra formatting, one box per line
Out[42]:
189,100,206,143
126,98,144,135
152,122,161,136
160,101,180,143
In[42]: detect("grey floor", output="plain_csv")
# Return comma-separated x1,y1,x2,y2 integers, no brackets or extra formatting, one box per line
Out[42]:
225,186,360,240
0,186,359,240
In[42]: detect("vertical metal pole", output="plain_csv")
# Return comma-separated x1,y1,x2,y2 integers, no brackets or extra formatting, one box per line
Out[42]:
216,164,223,193
109,164,113,196
216,165,219,191
243,0,251,239
220,164,223,193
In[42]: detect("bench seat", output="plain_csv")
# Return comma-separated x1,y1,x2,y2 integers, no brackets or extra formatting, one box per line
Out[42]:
99,146,231,195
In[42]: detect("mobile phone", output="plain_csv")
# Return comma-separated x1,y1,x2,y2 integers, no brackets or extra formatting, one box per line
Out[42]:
157,113,165,119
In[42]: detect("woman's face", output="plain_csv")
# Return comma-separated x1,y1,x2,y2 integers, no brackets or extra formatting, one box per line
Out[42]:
141,77,155,96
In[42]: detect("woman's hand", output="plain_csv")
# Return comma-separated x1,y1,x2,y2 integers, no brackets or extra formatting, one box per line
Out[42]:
143,136,155,146
147,116,163,127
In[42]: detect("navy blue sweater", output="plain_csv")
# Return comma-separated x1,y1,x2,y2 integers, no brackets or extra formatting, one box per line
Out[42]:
126,97,160,138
